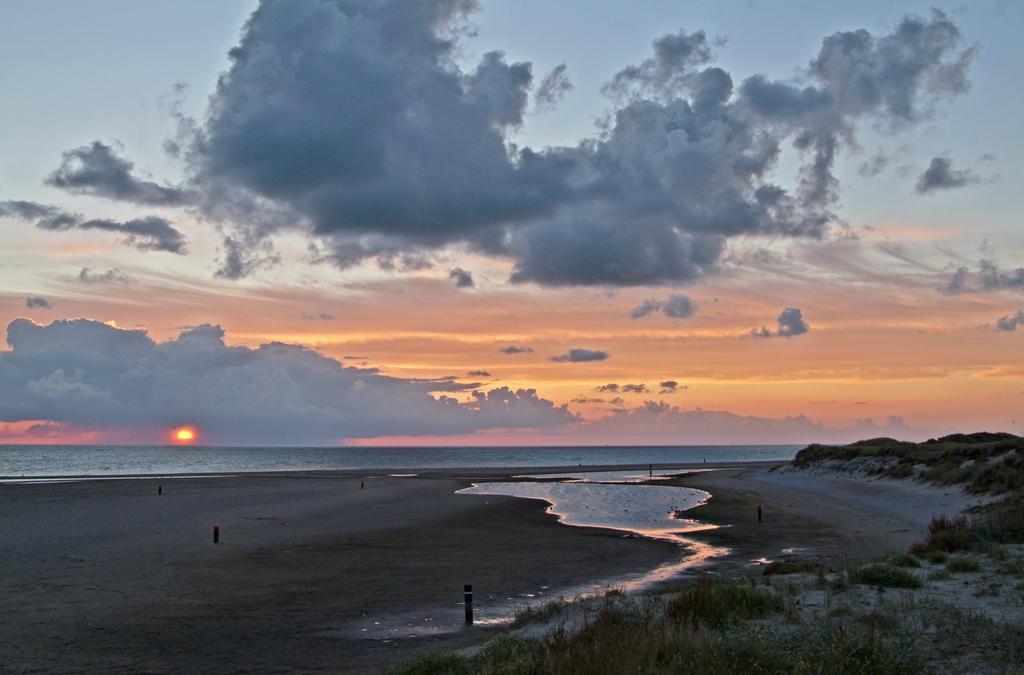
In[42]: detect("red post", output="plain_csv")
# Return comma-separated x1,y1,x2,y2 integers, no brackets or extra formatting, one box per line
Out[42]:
213,525,220,544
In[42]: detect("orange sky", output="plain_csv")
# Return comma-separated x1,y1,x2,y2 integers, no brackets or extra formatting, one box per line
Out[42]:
1,227,1021,445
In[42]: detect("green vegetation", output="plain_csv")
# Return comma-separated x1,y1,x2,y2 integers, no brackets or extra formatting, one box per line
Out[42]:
848,563,923,589
887,552,922,568
511,598,567,628
665,577,783,628
793,432,1023,491
391,578,924,675
395,434,1024,675
946,556,981,573
795,433,1024,553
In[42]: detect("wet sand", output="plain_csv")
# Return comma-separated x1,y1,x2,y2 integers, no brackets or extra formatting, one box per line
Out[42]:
0,469,686,673
673,463,988,573
0,460,983,672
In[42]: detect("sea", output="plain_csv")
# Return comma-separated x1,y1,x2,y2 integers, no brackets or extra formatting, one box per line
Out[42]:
0,444,800,478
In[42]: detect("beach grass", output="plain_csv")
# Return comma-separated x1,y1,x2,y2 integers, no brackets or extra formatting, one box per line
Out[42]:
847,563,923,589
391,577,924,675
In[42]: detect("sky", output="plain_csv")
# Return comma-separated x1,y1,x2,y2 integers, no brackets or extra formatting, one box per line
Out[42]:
0,0,1021,446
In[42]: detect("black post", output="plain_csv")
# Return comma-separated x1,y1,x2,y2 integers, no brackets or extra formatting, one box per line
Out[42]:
649,464,653,477
213,525,220,543
757,505,763,523
158,484,162,495
464,584,473,625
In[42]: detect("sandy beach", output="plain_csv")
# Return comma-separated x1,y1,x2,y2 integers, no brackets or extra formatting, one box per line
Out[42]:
0,462,983,672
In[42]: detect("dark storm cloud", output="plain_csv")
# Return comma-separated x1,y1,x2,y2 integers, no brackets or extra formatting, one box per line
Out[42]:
45,141,194,206
78,268,130,285
0,200,186,254
630,294,696,319
25,297,51,309
915,156,979,193
448,267,475,288
7,4,966,282
159,2,974,285
550,348,609,363
0,318,575,444
499,345,533,354
995,311,1024,332
751,307,810,338
535,64,572,109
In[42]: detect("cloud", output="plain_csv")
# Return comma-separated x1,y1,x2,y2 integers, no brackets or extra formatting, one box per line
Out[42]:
467,370,491,377
751,307,810,338
0,318,575,444
534,63,572,109
45,141,194,206
629,294,697,319
550,348,609,363
594,383,619,393
25,297,51,309
449,267,475,288
499,345,533,354
78,268,131,285
563,401,925,445
215,235,280,280
604,29,714,99
0,200,78,230
74,217,186,254
0,200,186,254
571,396,607,404
945,259,1024,294
996,310,1024,332
858,152,890,178
301,312,335,321
915,156,979,193
162,2,973,285
659,380,682,393
622,383,648,393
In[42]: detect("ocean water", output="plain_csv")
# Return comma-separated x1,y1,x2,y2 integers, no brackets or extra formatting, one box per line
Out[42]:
0,444,800,477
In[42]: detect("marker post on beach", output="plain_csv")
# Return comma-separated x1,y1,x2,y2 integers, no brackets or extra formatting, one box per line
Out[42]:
158,484,162,495
464,584,473,625
213,525,220,544
757,505,763,523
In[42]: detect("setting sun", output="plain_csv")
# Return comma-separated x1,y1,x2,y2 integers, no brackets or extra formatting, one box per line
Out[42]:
173,426,196,443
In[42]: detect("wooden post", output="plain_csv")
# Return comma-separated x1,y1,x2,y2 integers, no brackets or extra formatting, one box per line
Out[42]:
158,484,162,495
464,584,473,625
649,464,653,477
757,505,763,523
213,525,220,544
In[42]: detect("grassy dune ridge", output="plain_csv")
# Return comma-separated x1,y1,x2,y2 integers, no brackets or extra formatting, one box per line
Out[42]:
795,432,1024,551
